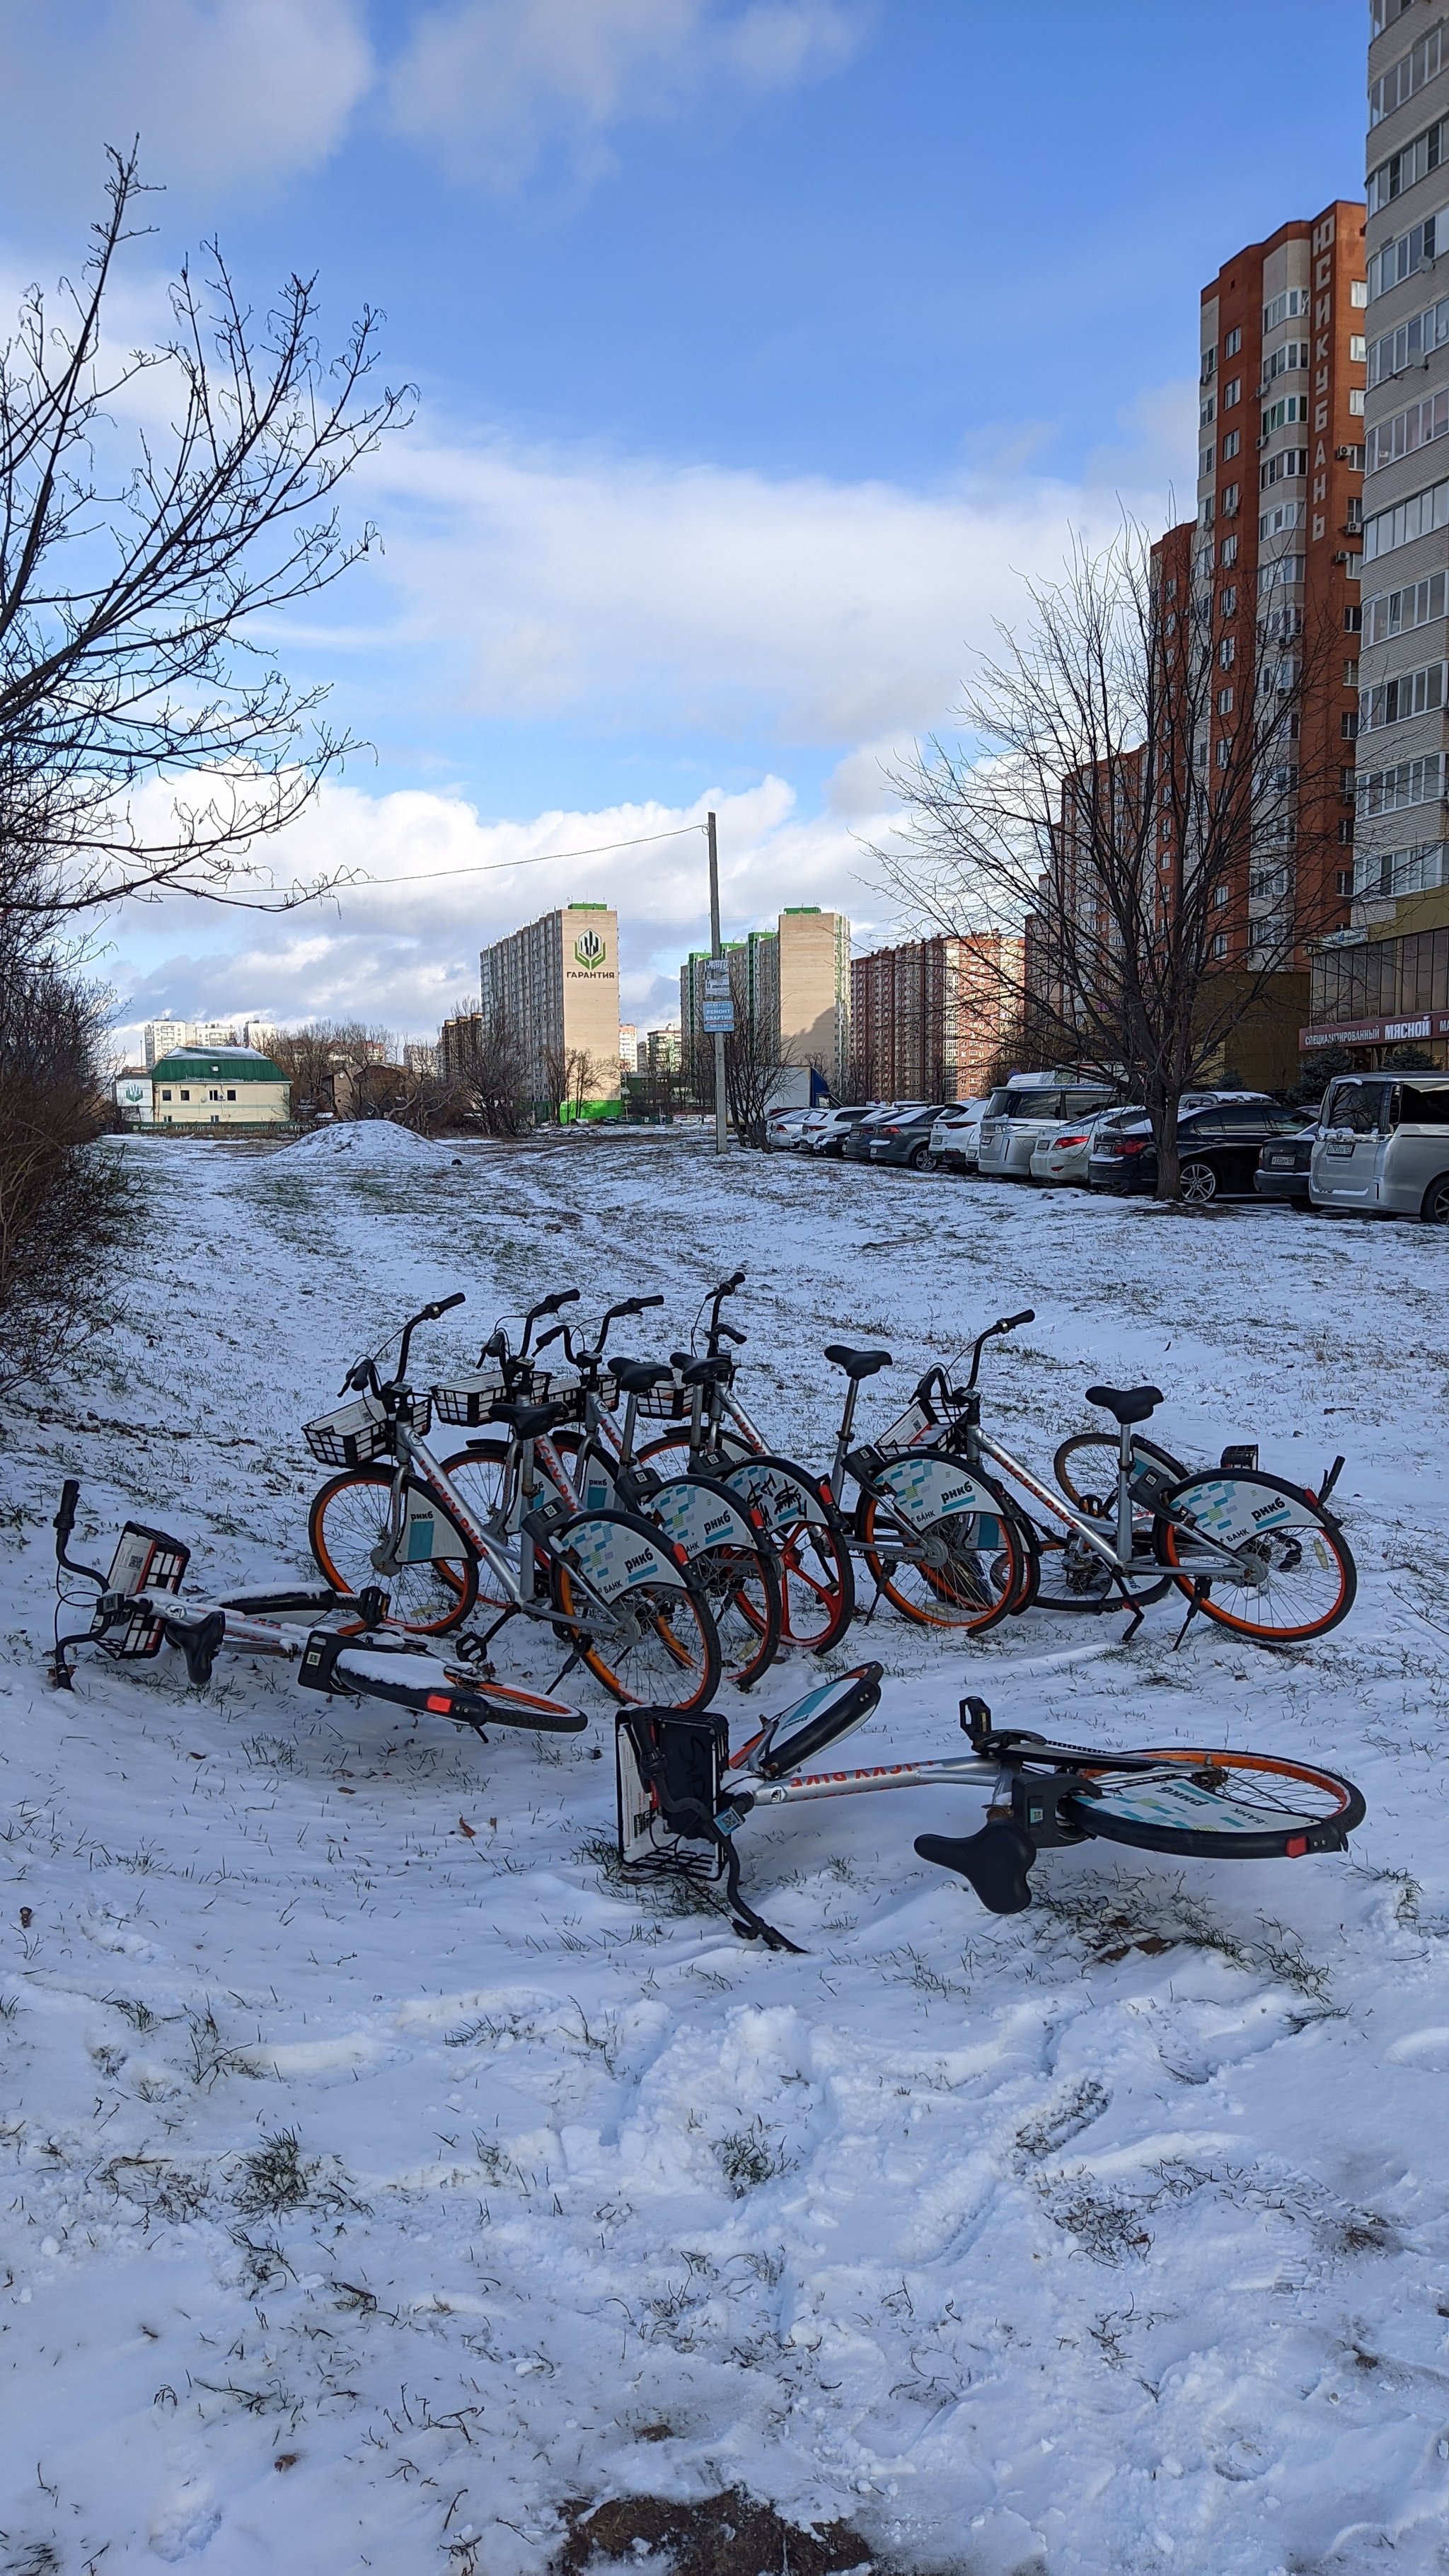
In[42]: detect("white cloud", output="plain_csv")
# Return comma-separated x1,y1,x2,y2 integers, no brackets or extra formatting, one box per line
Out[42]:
0,0,373,212
385,0,870,189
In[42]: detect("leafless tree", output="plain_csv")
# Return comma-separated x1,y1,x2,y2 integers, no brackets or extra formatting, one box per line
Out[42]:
440,1008,531,1136
875,526,1351,1199
724,1007,802,1148
268,1019,391,1120
540,1041,601,1126
1,145,409,926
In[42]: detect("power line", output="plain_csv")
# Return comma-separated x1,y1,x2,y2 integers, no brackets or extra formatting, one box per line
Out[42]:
343,823,708,890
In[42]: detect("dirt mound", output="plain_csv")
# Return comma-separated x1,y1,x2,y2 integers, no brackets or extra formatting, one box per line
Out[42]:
558,2488,871,2576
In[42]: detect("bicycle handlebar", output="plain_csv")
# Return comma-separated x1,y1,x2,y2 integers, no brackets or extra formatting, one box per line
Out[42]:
340,1293,468,1398
963,1307,1037,1393
701,1270,746,1353
519,1287,579,1356
55,1479,79,1552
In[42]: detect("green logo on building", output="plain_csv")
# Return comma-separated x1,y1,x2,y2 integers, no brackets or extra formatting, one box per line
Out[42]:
574,928,608,972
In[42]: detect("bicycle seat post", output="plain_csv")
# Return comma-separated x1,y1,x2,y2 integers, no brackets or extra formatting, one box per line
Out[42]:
1116,1416,1135,1565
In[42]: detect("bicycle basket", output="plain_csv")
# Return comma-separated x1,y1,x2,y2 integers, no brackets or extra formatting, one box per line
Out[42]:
431,1368,507,1428
633,1377,690,1421
304,1390,431,1467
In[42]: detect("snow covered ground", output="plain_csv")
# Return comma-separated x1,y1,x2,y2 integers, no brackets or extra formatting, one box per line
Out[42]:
3,1124,1449,2576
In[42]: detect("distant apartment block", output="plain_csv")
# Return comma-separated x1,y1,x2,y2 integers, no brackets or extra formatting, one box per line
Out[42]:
679,907,850,1087
850,934,1024,1102
479,903,621,1110
142,1015,275,1067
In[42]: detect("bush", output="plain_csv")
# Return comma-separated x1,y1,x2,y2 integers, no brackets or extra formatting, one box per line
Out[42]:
0,940,135,1391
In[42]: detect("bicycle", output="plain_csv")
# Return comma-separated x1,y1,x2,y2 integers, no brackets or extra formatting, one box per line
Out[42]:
305,1296,723,1709
616,1670,1367,1945
48,1479,590,1740
898,1310,1358,1645
632,1272,858,1654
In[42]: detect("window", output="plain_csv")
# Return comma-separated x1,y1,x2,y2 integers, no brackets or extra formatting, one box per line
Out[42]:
1211,932,1229,959
1218,687,1235,713
226,1088,237,1102
1367,114,1448,216
1260,498,1307,541
1349,388,1367,417
1351,280,1368,308
1363,568,1447,640
1221,482,1240,515
1351,838,1448,899
1344,711,1361,738
1222,429,1241,461
1221,534,1239,567
1370,22,1445,127
1366,383,1449,473
1360,657,1448,729
1262,395,1310,437
1363,471,1449,562
1261,449,1307,490
1263,286,1311,331
1345,659,1360,684
1225,326,1242,357
1200,394,1216,427
1351,335,1367,364
1220,635,1236,666
1199,493,1215,529
1220,584,1237,616
1201,345,1217,383
1259,603,1304,645
1368,207,1447,302
1259,554,1305,594
1200,443,1216,477
209,1088,221,1101
161,1088,172,1102
180,1089,190,1102
1213,882,1230,906
1366,287,1449,388
1337,867,1354,897
1358,751,1445,814
1262,341,1310,388
1224,376,1241,407
1346,496,1364,531
1217,740,1231,768
1346,602,1365,632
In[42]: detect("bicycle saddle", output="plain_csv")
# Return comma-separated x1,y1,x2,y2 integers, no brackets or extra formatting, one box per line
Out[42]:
915,1820,1036,1915
824,1344,892,1380
612,1359,670,1394
679,1356,732,1387
490,1401,562,1439
1084,1382,1163,1426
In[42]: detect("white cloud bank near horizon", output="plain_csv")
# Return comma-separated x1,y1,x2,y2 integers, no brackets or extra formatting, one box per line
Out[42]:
105,387,1193,1058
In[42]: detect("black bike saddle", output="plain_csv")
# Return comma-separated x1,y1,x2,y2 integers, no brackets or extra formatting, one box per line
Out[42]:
823,1344,892,1380
679,1356,732,1387
916,1820,1037,1915
490,1401,562,1439
1084,1382,1164,1426
611,1359,670,1394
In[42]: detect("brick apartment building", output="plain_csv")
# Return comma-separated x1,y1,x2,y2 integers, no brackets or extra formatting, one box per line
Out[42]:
849,933,1023,1102
1306,0,1449,1060
680,908,850,1091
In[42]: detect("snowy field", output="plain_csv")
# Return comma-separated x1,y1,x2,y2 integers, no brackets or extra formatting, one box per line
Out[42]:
4,1123,1449,2576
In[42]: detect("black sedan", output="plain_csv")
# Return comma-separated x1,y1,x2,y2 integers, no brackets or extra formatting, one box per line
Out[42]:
865,1104,951,1169
1089,1101,1314,1201
1254,1124,1318,1203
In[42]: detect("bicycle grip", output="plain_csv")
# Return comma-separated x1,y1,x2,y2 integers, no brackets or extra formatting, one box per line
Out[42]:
54,1479,79,1549
541,1289,581,1315
1000,1309,1035,1331
426,1292,466,1318
722,1271,746,1294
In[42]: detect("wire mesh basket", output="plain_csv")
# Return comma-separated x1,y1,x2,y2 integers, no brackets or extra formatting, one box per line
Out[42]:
303,1390,430,1468
431,1367,554,1428
549,1371,618,1423
632,1377,691,1421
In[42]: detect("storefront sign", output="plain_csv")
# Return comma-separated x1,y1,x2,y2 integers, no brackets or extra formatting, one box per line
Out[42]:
1300,1012,1449,1049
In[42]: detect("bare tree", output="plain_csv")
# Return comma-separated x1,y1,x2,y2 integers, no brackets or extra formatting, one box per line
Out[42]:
876,526,1350,1199
1,146,409,925
540,1041,601,1126
724,1006,802,1148
268,1020,390,1121
440,1008,530,1136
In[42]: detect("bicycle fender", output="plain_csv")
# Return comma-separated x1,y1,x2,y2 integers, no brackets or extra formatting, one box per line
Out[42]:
723,1456,831,1532
559,1508,690,1600
649,1478,760,1560
872,1452,1004,1535
1162,1471,1332,1549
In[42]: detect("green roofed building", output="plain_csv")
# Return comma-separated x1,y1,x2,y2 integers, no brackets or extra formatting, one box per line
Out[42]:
151,1045,291,1127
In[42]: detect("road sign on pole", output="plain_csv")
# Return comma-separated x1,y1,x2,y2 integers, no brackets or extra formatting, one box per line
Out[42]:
708,811,729,1151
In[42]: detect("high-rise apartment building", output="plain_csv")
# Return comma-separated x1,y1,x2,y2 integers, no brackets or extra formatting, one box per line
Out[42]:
679,908,850,1089
1196,206,1366,974
479,903,620,1110
1309,1,1449,1058
850,934,1024,1102
142,1015,274,1066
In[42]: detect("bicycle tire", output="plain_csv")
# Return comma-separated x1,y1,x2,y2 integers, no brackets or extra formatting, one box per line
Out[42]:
309,1470,478,1636
1066,1744,1366,1859
1154,1469,1356,1644
438,1438,519,1610
1052,1431,1189,1513
860,1479,1024,1634
550,1511,722,1709
715,1452,856,1653
1027,1535,1172,1615
551,1435,782,1687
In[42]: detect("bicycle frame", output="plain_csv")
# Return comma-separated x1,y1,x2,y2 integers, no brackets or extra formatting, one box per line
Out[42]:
385,1419,623,1641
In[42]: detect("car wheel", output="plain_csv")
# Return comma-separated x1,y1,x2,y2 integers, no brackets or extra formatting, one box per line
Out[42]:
1421,1172,1449,1223
1179,1160,1218,1204
909,1140,930,1170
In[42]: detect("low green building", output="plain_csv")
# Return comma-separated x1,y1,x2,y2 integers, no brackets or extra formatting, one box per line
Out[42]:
151,1045,291,1127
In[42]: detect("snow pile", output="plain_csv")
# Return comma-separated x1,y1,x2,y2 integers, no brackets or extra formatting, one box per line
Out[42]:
277,1119,459,1169
2,1136,1449,2574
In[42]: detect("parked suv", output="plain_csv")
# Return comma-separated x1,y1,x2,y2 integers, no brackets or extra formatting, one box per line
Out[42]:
976,1076,1119,1179
867,1103,950,1169
1309,1072,1449,1221
928,1099,991,1172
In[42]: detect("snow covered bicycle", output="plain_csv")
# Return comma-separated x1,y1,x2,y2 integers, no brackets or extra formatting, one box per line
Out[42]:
305,1297,722,1709
899,1310,1357,1645
437,1292,783,1688
616,1668,1367,1945
47,1480,589,1740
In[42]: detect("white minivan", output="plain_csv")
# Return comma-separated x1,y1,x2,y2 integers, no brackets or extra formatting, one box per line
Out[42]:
1309,1071,1449,1220
976,1073,1119,1179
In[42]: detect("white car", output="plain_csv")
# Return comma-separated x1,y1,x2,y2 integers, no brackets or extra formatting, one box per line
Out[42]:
928,1099,991,1172
1029,1091,1274,1186
976,1078,1118,1179
763,1107,814,1151
791,1107,833,1151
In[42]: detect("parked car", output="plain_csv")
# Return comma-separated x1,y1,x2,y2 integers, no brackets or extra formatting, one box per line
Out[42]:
763,1106,814,1152
841,1102,928,1163
867,1103,951,1169
1090,1099,1312,1201
1255,1123,1318,1204
928,1099,991,1171
1030,1106,1144,1187
1308,1071,1449,1221
809,1104,872,1155
976,1076,1119,1179
790,1107,832,1152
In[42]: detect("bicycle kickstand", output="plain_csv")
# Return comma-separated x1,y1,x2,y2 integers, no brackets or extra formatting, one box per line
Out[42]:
1172,1577,1211,1651
1112,1576,1146,1644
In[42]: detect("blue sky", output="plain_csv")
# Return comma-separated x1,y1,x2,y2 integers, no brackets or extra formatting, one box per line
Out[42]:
0,0,1368,1047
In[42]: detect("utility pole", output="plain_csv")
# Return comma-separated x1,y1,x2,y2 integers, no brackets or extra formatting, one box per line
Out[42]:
706,809,729,1155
